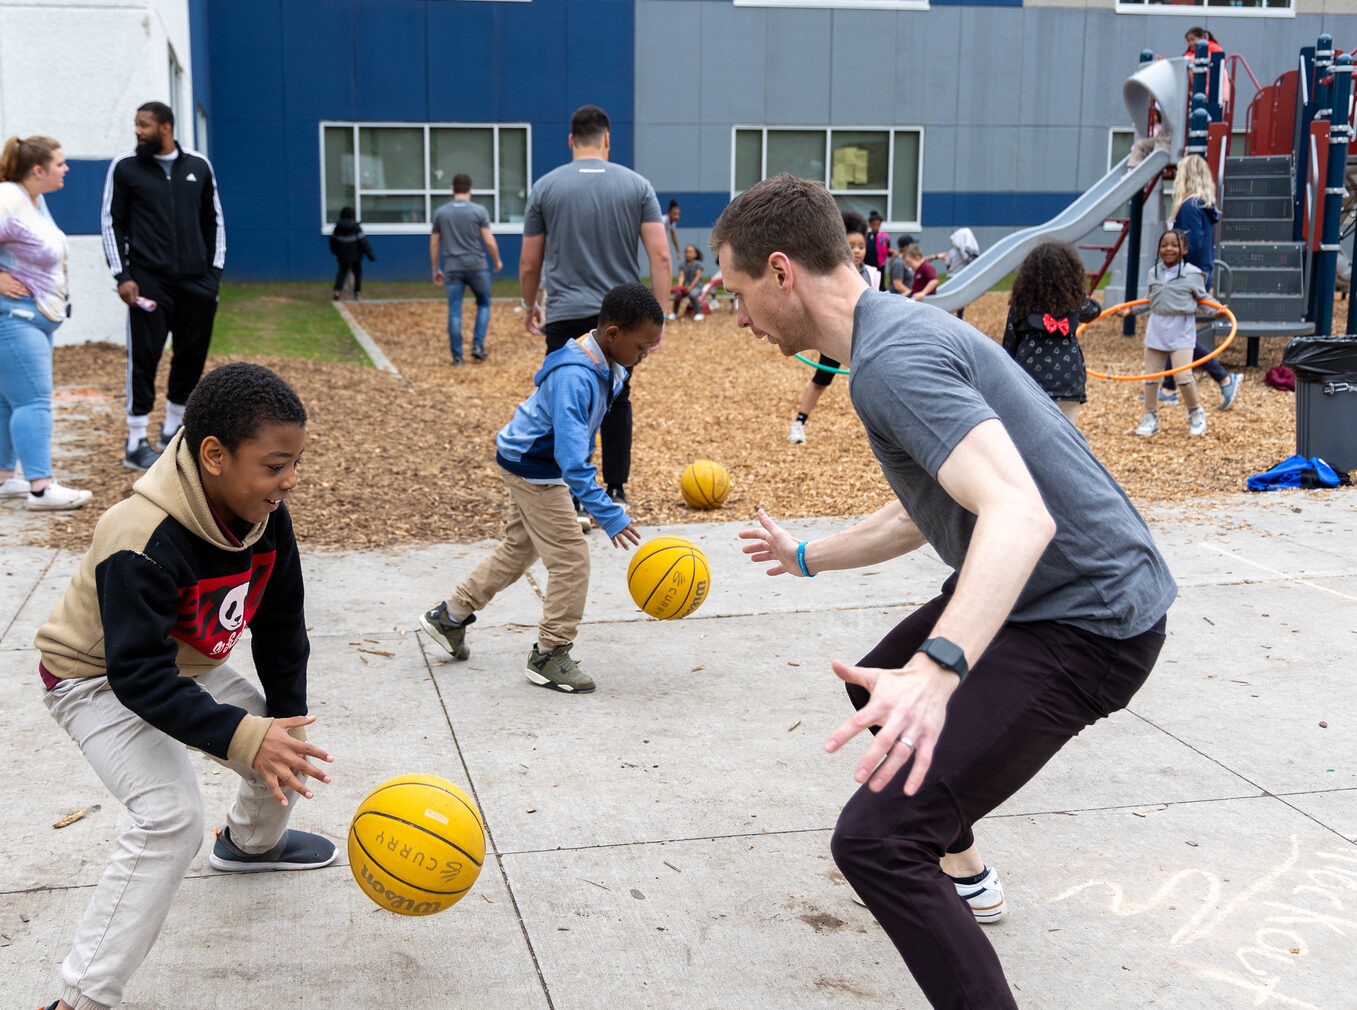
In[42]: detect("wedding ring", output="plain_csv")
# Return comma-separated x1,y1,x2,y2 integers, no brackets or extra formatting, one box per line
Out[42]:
897,736,915,751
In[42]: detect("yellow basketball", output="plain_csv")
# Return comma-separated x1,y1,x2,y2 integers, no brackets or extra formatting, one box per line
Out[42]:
626,536,711,620
348,774,486,916
680,459,731,509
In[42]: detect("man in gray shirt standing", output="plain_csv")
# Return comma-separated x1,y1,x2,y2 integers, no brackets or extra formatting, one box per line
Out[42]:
721,176,1175,1010
519,105,671,508
431,173,502,365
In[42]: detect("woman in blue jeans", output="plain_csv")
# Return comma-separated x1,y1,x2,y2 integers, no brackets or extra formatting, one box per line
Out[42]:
0,134,91,510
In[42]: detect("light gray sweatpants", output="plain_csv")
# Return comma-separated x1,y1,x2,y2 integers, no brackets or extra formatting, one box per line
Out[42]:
43,664,296,1010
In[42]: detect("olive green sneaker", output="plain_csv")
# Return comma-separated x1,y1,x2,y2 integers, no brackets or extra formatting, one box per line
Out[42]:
525,643,595,693
419,602,475,660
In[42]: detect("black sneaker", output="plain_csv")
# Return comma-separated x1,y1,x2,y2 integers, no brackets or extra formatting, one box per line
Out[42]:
209,825,337,872
606,485,627,504
156,424,182,452
452,354,464,366
123,438,159,471
419,602,475,660
471,346,488,361
525,642,595,693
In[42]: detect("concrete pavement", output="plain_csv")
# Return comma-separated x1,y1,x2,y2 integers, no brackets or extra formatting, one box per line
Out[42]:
1,491,1355,1009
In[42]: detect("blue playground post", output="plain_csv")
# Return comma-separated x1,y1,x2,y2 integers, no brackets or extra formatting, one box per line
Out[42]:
1123,48,1156,337
1191,40,1211,111
1314,53,1352,337
1187,95,1210,158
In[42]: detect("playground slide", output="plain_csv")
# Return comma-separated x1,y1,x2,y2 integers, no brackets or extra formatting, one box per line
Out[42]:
923,146,1172,313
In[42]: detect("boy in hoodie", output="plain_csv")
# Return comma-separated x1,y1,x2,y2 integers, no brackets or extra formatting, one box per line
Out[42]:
35,362,336,1010
419,283,663,693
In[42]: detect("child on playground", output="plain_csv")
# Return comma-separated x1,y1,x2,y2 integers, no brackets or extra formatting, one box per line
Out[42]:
887,234,914,294
329,205,375,300
1003,241,1102,425
1118,228,1209,437
34,362,336,1010
788,212,870,445
669,244,704,320
419,282,661,694
904,243,939,300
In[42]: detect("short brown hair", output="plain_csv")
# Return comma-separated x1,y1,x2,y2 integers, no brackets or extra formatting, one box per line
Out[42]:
452,173,473,194
709,174,851,279
903,244,923,260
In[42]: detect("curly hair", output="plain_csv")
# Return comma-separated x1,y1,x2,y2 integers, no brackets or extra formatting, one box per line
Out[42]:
184,363,307,459
598,282,664,332
1010,241,1088,320
842,211,868,238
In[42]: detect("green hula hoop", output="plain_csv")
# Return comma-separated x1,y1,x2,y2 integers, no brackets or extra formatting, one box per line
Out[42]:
794,352,851,375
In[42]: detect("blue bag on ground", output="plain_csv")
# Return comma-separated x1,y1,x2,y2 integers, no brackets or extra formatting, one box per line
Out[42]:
1246,455,1349,491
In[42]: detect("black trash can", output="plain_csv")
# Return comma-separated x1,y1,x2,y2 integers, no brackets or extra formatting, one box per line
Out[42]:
1282,335,1357,472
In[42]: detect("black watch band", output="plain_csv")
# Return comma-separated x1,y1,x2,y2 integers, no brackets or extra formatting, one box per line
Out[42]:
916,637,969,682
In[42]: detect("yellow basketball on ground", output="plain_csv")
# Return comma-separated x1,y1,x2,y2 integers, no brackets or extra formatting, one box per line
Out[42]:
627,536,711,620
348,774,486,916
680,460,731,509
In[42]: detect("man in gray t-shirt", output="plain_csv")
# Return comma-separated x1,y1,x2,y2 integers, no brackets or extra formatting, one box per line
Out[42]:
430,173,502,364
519,104,671,508
716,176,1174,1010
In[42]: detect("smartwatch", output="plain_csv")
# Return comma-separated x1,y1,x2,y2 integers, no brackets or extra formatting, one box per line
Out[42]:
916,637,969,682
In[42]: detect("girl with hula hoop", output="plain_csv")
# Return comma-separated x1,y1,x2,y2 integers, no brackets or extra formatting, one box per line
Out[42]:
1118,229,1211,437
788,212,873,444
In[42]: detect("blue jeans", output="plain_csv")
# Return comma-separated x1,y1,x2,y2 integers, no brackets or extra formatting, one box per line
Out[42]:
445,268,492,359
0,293,61,480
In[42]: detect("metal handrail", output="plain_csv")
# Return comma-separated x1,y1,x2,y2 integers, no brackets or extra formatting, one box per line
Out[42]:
1226,53,1262,93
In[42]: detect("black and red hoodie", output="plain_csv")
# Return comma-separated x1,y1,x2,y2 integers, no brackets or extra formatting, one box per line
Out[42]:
35,431,308,768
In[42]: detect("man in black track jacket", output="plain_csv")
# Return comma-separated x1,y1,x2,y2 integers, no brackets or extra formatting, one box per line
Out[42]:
102,100,226,470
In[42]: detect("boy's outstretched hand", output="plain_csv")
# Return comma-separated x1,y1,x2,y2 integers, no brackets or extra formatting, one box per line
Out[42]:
253,715,335,806
611,522,641,550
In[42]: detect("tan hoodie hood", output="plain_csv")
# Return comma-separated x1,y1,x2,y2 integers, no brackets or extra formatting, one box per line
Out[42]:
133,430,267,551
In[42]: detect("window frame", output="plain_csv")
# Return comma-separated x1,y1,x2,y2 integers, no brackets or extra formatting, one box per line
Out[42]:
730,124,924,232
167,45,184,134
1114,0,1293,18
318,120,533,234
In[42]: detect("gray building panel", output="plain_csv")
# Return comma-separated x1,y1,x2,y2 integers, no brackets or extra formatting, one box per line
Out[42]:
696,3,767,125
764,10,834,123
953,8,1027,128
1017,13,1088,127
635,124,704,191
634,1,700,126
954,125,1021,193
1017,126,1084,193
921,124,959,198
894,7,962,126
699,121,737,194
828,12,898,125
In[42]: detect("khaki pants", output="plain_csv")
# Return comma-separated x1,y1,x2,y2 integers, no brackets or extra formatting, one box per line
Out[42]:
1144,347,1200,411
452,469,590,651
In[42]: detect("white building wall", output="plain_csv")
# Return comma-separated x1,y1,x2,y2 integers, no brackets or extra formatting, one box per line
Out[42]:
0,0,194,345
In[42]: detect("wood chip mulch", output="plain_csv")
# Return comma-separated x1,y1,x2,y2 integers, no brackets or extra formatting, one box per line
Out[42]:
27,292,1342,553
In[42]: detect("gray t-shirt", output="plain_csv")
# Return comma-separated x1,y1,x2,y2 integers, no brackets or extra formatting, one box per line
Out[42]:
848,291,1176,638
431,199,492,272
523,158,662,320
889,256,913,292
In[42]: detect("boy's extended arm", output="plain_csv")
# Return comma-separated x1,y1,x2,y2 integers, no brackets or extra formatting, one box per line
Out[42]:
245,504,309,719
545,369,631,538
96,550,261,764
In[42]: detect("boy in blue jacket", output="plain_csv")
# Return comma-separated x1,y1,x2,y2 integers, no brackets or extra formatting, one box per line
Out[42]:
420,283,662,693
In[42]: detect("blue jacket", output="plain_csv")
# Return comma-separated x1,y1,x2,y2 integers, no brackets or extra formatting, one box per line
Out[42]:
1173,198,1219,285
495,334,631,537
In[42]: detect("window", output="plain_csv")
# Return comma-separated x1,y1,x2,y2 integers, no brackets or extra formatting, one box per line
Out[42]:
167,45,183,132
1116,0,1291,15
732,126,922,228
195,104,209,157
319,122,532,232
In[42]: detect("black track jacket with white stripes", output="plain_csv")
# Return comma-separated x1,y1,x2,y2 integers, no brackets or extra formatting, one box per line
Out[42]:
101,144,226,286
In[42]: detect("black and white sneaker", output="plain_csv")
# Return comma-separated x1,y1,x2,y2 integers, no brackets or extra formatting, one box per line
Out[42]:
123,438,159,471
156,425,182,452
574,499,592,533
209,825,337,872
606,485,627,504
953,866,1006,923
419,602,475,660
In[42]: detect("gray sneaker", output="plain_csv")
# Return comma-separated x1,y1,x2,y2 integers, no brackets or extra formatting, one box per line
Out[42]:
525,643,595,693
1133,413,1159,437
419,602,475,660
1188,406,1208,436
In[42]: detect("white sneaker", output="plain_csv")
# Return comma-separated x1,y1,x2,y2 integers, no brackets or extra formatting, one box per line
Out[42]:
666,313,677,321
1133,413,1159,437
0,476,30,498
954,866,1006,923
25,480,92,511
693,313,704,322
1188,406,1208,436
788,420,807,444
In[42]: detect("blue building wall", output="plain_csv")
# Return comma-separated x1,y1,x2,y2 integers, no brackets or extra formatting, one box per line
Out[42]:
192,0,1357,281
206,0,637,281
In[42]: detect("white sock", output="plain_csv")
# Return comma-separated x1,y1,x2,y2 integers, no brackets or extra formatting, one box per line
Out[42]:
127,414,149,451
164,401,185,433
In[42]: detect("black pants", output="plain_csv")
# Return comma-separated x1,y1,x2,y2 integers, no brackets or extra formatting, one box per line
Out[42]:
831,580,1167,1010
544,315,631,488
334,261,362,295
125,271,218,418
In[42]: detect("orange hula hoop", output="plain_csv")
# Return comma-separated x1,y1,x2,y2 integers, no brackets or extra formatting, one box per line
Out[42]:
1076,298,1237,382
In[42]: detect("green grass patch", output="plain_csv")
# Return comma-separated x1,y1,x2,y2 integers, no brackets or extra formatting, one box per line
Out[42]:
214,283,373,365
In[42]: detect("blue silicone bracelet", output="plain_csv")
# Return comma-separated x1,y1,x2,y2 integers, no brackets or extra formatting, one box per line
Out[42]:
796,540,815,578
